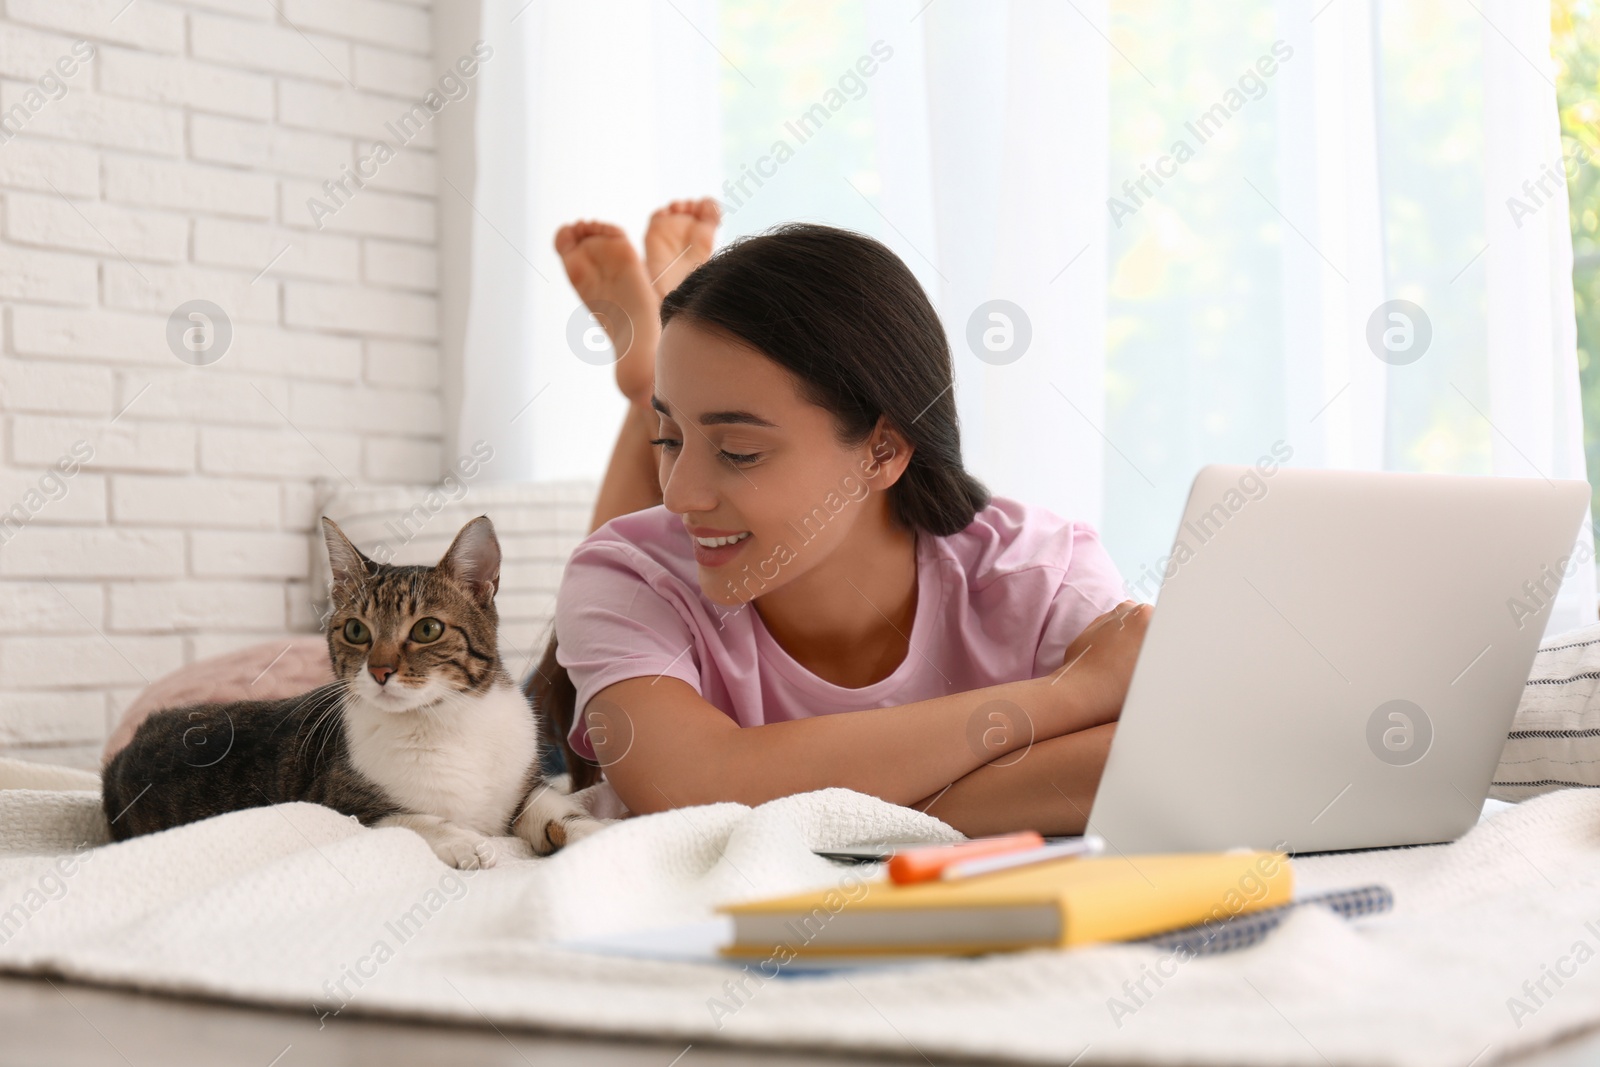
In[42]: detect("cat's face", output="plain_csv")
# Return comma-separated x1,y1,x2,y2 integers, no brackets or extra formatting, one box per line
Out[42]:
321,516,502,712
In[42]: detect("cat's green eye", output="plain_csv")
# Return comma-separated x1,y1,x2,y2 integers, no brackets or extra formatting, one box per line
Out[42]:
342,618,370,644
410,617,444,643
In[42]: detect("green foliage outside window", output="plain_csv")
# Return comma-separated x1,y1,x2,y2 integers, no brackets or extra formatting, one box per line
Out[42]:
1554,0,1600,521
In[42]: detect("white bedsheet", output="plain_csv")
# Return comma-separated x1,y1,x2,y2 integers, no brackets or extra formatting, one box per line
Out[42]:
3,759,1600,1066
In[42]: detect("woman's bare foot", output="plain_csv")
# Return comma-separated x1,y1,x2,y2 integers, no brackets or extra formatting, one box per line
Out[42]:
644,198,721,298
553,220,660,404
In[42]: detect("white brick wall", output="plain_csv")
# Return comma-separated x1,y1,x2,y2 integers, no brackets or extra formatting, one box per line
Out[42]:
0,0,447,769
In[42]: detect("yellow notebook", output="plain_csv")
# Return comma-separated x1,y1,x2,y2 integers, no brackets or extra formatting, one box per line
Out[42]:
717,850,1292,958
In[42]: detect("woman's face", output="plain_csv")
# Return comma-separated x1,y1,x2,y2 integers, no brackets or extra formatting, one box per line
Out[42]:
652,317,909,607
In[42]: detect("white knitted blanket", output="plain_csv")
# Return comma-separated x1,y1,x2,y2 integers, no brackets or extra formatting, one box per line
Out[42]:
8,621,1600,1065
2,765,1600,1067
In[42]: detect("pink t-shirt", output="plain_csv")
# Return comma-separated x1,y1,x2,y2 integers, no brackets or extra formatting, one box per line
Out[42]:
553,497,1126,763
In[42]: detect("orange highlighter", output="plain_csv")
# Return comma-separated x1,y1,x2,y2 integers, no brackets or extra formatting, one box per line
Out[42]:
887,831,1044,885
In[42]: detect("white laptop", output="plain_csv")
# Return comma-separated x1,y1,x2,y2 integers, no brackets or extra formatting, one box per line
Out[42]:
1085,465,1591,855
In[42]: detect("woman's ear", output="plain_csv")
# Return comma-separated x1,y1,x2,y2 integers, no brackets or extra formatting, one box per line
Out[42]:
861,418,914,489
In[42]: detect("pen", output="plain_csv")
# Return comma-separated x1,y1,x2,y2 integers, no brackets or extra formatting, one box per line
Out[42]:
940,835,1104,880
888,831,1044,885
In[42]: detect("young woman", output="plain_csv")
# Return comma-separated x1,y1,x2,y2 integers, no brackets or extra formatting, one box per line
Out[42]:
527,204,1151,837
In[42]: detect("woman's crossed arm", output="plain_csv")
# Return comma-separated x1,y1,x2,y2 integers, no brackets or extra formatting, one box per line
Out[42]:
588,602,1150,835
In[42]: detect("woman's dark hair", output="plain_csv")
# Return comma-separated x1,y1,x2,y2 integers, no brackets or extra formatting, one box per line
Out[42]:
529,222,990,787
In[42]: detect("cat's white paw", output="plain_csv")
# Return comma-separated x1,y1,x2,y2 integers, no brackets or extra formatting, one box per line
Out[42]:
562,814,607,847
513,784,607,856
428,825,498,869
376,812,498,869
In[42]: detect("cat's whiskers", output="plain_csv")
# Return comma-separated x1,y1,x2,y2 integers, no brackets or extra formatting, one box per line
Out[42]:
403,689,449,717
357,677,450,717
289,688,336,765
317,686,364,770
424,686,477,723
299,684,357,773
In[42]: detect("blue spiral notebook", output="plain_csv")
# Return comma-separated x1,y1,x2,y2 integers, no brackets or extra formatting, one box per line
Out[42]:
1131,884,1394,956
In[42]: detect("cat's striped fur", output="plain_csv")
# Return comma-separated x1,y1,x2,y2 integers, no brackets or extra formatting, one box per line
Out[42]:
101,515,604,867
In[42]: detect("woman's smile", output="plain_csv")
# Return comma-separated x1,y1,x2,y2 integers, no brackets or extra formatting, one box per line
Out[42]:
688,527,752,566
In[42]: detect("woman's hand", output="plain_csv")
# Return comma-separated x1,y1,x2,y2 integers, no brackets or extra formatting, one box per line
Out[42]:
1050,600,1152,728
908,601,1154,836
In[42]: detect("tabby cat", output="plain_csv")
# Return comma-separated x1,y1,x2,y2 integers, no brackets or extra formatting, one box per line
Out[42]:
101,515,603,868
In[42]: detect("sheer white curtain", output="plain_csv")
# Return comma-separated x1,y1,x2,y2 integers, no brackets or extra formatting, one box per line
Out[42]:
1095,0,1595,632
873,0,1114,529
453,0,1595,632
1481,0,1595,632
1288,0,1596,633
456,0,721,485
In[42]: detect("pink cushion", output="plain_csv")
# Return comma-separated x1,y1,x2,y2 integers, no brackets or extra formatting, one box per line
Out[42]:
102,636,336,767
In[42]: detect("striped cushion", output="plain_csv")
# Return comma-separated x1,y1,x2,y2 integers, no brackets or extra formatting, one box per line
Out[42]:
1491,623,1600,801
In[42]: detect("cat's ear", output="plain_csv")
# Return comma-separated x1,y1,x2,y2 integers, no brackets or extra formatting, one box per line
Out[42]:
321,517,375,594
437,515,501,607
